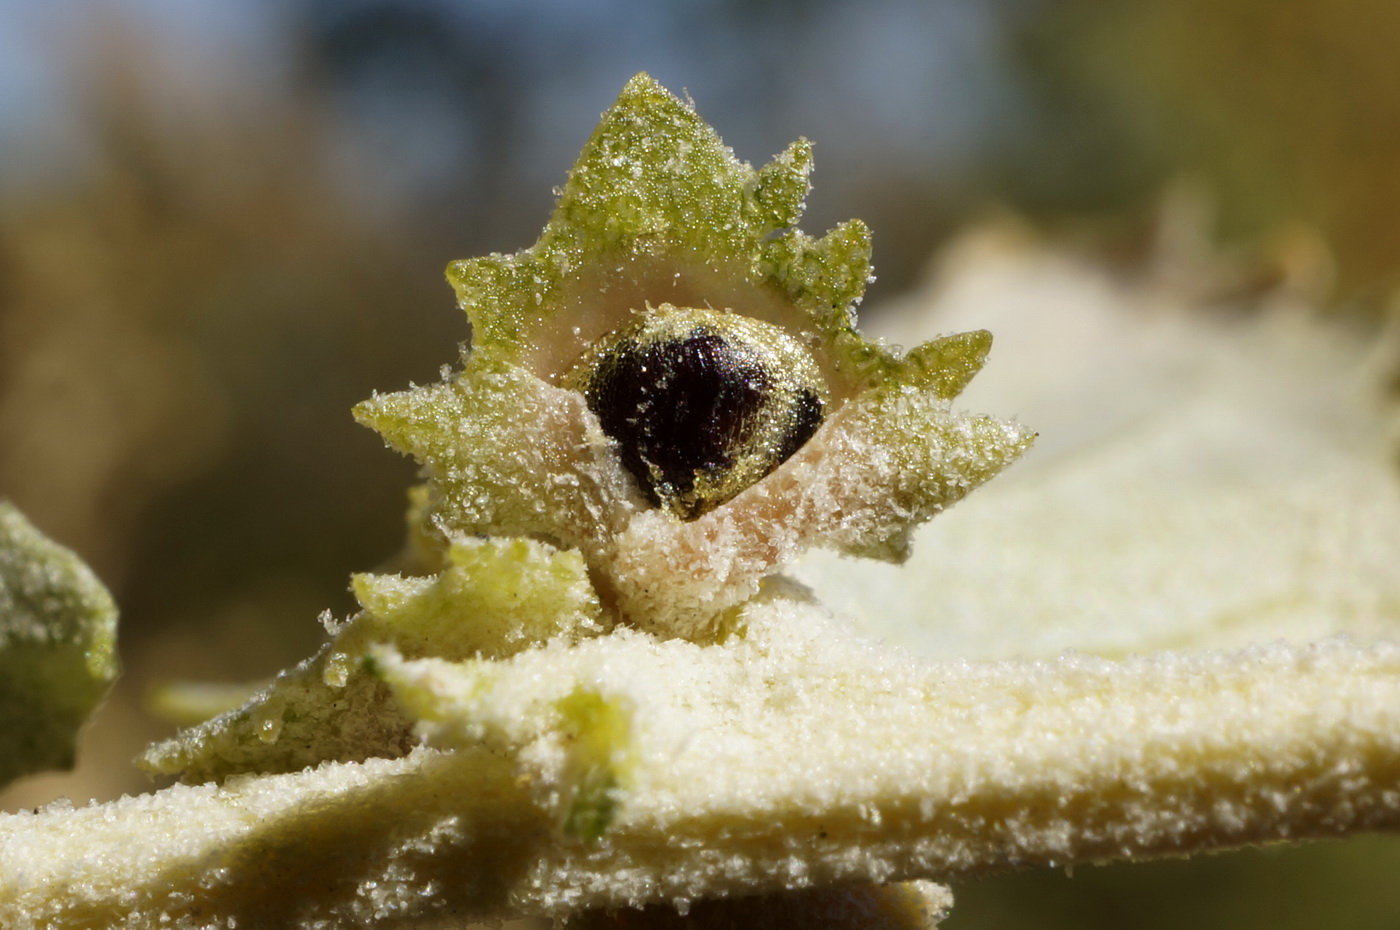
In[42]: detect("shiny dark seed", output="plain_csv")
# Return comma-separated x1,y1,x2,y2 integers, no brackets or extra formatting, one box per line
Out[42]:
573,308,826,520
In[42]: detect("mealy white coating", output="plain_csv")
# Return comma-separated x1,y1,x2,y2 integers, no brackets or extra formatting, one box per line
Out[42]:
5,592,1400,928
799,235,1400,659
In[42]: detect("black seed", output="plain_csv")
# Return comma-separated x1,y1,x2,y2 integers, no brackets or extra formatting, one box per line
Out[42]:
577,309,827,520
593,330,764,506
777,388,824,463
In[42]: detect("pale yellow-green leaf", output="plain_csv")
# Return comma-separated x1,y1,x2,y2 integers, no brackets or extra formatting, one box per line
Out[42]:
5,597,1398,926
0,501,118,788
799,236,1400,659
354,73,1031,641
141,535,602,783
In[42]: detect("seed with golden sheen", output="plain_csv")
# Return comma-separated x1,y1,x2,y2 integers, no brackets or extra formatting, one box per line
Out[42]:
570,307,826,521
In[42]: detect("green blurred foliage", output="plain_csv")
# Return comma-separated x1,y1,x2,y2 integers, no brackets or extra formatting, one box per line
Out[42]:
952,836,1400,930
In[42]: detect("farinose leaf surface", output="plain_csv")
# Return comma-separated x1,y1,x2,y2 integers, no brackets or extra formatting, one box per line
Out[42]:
0,501,118,788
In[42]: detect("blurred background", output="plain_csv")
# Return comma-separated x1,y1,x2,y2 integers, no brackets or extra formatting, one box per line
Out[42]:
2,0,1399,926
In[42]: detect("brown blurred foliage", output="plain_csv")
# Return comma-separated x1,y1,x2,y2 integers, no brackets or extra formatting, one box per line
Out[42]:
1012,0,1400,303
0,34,459,678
